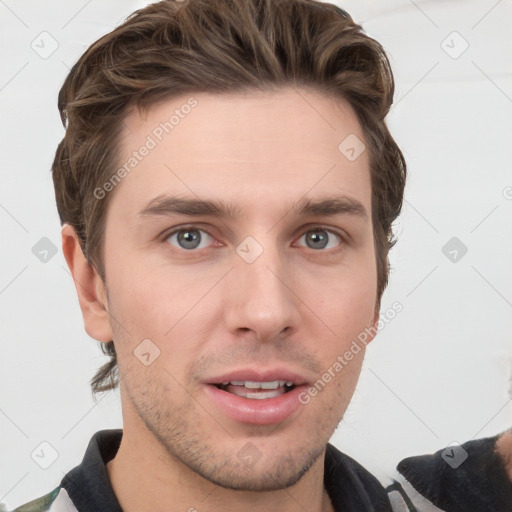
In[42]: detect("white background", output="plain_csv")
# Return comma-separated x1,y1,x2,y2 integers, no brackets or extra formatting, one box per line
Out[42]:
1,0,511,508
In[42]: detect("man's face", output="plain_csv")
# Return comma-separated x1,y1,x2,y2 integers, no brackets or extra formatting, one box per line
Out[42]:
100,88,378,490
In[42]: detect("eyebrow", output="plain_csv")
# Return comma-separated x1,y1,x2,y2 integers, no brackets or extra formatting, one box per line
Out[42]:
138,194,368,221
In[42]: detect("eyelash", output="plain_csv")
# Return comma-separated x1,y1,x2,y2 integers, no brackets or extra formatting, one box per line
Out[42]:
162,224,346,253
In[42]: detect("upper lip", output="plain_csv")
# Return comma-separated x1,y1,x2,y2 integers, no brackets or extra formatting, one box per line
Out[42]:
205,367,310,386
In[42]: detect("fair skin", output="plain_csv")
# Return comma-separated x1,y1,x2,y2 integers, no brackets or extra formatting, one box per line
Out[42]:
63,87,380,512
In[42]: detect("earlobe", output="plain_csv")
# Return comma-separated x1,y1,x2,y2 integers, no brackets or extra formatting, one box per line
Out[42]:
61,224,113,343
366,307,380,346
372,308,380,329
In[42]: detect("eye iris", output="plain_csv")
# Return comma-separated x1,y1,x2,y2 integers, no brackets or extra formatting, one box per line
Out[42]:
306,230,328,249
173,230,332,250
177,229,201,249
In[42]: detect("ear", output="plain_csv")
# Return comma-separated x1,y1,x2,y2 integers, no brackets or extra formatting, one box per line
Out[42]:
61,224,113,343
365,306,380,346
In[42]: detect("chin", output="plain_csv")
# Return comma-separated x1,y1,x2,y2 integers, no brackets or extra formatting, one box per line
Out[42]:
193,444,325,492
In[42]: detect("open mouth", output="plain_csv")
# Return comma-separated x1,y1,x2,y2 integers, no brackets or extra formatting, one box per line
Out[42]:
205,377,305,424
214,380,296,399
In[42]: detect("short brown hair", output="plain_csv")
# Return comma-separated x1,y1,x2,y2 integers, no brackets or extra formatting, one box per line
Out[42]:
52,0,406,396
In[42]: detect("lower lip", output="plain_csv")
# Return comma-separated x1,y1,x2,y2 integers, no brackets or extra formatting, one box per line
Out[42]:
203,384,307,425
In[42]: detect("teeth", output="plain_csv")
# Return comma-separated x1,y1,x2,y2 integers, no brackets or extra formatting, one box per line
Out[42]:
244,381,264,389
246,390,282,399
260,381,280,389
231,388,285,399
226,380,293,389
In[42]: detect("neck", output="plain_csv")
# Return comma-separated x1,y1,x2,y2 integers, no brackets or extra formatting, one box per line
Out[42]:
106,427,334,512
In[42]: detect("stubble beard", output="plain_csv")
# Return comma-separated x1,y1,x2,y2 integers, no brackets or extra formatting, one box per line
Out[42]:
124,371,342,492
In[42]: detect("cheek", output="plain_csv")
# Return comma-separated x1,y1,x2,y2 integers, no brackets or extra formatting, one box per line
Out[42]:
105,259,215,370
311,267,377,330
299,267,377,374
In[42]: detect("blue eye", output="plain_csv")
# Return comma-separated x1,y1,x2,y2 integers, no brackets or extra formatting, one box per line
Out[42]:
296,228,342,250
166,228,214,250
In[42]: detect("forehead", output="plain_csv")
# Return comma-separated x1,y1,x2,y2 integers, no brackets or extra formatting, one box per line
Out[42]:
112,88,371,217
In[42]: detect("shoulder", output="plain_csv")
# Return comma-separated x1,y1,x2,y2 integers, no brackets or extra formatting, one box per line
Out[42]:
393,433,512,512
10,487,77,512
10,487,60,512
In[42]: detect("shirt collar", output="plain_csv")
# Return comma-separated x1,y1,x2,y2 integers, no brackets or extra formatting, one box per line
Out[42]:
61,429,390,512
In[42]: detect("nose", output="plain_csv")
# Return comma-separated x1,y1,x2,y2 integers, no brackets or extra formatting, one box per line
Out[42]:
223,240,301,343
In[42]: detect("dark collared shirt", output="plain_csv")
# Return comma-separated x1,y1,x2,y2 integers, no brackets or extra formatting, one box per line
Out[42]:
12,429,400,512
